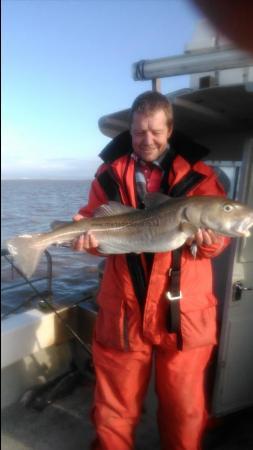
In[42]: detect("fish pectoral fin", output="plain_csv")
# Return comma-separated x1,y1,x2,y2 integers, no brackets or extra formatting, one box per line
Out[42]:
180,222,198,237
93,202,135,217
143,192,170,208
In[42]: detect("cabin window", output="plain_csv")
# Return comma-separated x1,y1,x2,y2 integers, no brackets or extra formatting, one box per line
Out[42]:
205,160,241,199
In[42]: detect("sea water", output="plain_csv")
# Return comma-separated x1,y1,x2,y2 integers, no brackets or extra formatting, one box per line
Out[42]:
1,179,103,316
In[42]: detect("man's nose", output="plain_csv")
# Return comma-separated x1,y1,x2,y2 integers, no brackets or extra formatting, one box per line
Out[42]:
143,132,153,145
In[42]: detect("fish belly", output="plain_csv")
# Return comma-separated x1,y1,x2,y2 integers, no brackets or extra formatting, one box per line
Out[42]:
94,227,187,254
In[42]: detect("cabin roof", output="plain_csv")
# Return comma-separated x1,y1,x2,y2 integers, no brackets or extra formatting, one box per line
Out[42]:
99,83,253,139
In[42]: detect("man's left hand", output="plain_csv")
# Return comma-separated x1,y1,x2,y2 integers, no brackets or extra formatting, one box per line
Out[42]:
186,229,220,247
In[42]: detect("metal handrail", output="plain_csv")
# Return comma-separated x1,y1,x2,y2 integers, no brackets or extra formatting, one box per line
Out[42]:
1,248,53,295
132,47,253,81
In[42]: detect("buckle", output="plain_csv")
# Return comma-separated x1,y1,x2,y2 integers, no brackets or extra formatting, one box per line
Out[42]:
165,290,182,301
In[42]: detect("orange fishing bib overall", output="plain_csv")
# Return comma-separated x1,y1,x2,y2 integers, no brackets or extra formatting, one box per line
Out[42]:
78,151,228,450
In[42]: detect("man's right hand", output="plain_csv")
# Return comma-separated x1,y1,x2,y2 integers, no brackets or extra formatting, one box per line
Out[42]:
72,214,99,251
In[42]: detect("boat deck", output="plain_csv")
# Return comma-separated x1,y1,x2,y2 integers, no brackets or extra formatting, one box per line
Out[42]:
2,373,253,450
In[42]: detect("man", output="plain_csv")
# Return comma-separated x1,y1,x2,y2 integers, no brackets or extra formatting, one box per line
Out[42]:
73,91,228,450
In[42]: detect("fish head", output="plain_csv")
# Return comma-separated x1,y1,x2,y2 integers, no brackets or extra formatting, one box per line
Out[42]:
184,196,253,238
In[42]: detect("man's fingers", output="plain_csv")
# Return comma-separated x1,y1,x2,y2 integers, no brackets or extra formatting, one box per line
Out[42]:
73,214,84,222
187,228,222,251
186,228,201,246
87,232,99,248
72,234,84,251
194,229,204,246
196,229,219,246
202,229,219,245
72,232,98,251
72,214,99,250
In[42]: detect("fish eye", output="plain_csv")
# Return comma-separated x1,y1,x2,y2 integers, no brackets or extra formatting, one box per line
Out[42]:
223,204,234,213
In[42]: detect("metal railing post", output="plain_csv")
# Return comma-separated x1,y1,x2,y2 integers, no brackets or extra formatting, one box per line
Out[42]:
152,78,161,92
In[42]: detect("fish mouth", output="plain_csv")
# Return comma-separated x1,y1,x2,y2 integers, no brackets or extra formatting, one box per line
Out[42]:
234,217,253,237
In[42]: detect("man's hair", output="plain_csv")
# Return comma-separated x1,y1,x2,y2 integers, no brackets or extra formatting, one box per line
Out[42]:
129,91,173,128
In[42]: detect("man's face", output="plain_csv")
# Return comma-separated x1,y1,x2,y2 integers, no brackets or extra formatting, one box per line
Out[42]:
130,110,173,162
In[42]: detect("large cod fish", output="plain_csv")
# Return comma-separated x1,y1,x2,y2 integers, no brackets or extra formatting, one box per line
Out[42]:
6,194,253,278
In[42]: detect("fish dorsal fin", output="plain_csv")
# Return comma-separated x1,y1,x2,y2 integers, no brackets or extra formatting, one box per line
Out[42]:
50,220,73,230
93,202,136,218
143,192,170,209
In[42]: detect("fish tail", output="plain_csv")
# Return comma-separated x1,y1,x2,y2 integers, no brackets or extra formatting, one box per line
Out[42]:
6,234,47,279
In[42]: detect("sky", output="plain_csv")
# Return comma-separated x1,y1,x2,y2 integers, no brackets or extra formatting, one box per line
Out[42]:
2,0,203,179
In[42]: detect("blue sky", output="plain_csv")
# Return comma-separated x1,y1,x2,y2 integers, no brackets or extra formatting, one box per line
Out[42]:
2,0,203,179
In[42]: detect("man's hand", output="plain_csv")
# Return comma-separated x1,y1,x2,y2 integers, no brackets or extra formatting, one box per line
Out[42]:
186,228,220,247
72,214,99,251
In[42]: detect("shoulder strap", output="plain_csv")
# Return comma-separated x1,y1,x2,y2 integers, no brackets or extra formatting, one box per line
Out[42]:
169,170,205,197
165,247,183,350
165,166,206,348
96,167,148,307
96,170,121,202
125,254,147,308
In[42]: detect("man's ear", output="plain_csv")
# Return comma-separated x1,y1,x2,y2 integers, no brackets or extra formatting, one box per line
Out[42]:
167,124,173,140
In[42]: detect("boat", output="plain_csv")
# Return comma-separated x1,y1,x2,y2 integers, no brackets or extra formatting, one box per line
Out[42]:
1,20,253,449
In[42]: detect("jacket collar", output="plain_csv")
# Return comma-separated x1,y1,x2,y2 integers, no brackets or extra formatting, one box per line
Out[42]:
99,129,210,165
